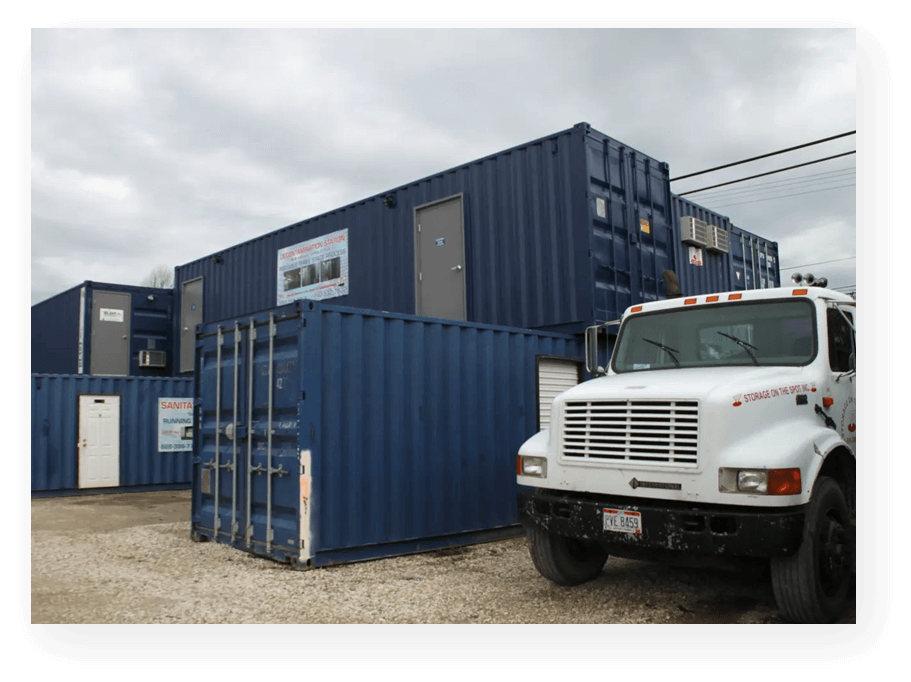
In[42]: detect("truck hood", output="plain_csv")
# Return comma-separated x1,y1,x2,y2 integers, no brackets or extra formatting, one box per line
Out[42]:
561,365,816,403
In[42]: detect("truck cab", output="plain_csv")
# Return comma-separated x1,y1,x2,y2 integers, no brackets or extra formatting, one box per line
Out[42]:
517,286,856,623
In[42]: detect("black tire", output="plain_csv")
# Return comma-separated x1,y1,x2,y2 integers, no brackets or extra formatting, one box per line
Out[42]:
771,476,854,623
526,525,608,586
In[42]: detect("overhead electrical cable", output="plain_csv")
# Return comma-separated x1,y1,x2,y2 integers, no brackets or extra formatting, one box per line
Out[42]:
676,152,856,196
691,168,856,201
706,183,855,208
780,257,856,272
669,131,856,182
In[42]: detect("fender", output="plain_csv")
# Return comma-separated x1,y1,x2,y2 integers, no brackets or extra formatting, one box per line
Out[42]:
518,428,549,460
805,429,855,493
712,417,851,505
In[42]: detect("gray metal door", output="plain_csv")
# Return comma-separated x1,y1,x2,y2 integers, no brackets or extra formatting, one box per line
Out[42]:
90,291,131,376
181,278,203,373
414,196,466,320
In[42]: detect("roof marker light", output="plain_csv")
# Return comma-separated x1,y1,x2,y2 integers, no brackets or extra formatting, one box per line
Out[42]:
728,293,742,300
793,289,808,295
684,298,697,305
706,295,719,302
631,306,643,313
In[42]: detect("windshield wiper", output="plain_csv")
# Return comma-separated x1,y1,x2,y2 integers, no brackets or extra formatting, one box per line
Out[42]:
642,338,681,367
718,332,759,365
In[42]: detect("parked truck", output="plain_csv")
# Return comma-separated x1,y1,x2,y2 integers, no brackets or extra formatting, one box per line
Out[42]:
517,285,856,623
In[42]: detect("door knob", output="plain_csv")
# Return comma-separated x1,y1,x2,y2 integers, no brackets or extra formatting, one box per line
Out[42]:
451,265,463,272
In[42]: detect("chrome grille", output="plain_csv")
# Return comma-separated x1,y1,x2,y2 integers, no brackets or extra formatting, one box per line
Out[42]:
562,399,699,466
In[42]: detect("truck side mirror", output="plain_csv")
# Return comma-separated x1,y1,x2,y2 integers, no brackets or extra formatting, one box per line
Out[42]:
585,325,601,376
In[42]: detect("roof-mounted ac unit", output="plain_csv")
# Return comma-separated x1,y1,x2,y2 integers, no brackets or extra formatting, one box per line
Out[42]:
139,350,167,368
707,224,730,253
680,216,710,247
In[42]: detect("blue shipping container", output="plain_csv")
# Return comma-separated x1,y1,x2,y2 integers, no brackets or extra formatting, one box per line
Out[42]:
32,281,175,377
31,374,194,494
190,301,584,567
174,123,717,372
671,195,780,295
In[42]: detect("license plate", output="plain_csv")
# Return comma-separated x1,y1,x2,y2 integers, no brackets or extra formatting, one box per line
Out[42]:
603,508,642,535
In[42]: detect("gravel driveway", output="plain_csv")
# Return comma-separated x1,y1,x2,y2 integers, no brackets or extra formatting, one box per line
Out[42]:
30,490,855,624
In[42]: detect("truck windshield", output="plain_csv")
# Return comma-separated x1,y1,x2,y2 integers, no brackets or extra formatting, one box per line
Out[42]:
611,299,817,373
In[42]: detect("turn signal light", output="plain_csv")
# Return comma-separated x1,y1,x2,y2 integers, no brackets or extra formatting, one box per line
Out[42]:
768,468,802,495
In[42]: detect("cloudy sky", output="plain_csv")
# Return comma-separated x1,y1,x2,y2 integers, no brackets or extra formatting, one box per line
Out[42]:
30,28,857,305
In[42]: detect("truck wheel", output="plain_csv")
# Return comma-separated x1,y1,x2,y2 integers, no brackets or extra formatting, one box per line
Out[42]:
527,525,608,586
771,476,854,623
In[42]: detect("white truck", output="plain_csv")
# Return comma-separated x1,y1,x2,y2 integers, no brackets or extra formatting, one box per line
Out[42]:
517,285,856,623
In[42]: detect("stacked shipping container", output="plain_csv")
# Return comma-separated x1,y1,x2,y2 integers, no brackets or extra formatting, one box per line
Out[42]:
31,281,175,377
174,123,780,374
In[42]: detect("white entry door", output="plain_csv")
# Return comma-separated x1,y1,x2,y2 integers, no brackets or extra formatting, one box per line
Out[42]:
78,395,120,489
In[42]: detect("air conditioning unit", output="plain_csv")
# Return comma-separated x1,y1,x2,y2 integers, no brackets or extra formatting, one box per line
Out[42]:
680,216,710,247
139,350,167,368
707,224,730,253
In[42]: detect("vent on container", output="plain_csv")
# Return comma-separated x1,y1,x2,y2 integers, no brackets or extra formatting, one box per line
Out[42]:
139,350,167,368
680,216,710,247
708,224,730,253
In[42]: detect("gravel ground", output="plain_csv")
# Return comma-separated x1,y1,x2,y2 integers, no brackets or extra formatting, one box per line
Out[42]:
30,490,855,624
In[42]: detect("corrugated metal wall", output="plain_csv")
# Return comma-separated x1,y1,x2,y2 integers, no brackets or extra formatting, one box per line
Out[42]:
31,285,81,374
31,374,194,493
174,123,687,359
31,282,176,377
191,301,585,566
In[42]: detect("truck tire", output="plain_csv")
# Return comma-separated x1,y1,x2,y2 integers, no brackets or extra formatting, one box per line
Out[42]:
527,525,608,586
771,476,854,623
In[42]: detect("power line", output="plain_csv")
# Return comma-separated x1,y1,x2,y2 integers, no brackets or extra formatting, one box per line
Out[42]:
677,152,856,196
780,257,856,272
670,131,856,182
692,167,856,201
707,182,855,208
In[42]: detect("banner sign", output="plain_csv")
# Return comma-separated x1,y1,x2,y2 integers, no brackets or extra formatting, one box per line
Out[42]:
158,398,193,452
277,229,349,304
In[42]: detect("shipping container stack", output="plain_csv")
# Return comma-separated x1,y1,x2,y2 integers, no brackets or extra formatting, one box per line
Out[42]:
32,124,780,564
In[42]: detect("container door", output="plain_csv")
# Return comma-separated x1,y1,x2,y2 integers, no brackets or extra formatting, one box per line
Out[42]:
90,291,131,375
194,311,304,564
180,278,203,373
414,195,466,321
78,395,120,488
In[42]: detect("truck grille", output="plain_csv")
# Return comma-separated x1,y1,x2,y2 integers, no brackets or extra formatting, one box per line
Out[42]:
562,400,699,466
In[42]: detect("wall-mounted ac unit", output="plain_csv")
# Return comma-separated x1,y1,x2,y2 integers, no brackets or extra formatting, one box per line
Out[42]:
139,350,167,368
707,224,730,253
680,216,710,247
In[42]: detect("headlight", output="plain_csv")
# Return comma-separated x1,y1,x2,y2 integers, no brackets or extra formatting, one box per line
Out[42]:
719,468,801,495
517,455,547,478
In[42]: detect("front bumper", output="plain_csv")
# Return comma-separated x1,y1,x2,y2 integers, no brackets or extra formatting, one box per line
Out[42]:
519,488,806,559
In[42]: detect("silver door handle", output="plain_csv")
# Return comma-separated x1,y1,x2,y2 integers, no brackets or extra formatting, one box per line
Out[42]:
451,265,462,272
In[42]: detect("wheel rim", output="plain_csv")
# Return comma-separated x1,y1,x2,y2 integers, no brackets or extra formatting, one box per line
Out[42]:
817,509,850,597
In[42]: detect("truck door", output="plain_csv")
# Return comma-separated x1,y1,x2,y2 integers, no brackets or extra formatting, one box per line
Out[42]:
825,304,856,451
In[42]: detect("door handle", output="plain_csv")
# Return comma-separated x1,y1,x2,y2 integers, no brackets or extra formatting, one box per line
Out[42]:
451,265,463,272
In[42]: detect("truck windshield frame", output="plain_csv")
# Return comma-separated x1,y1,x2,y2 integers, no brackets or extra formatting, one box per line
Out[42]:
610,299,818,374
